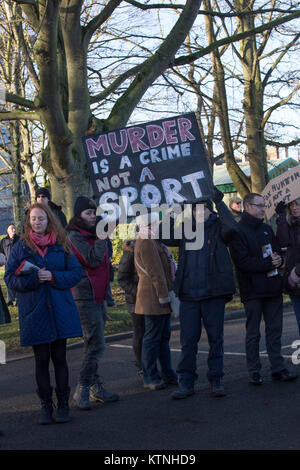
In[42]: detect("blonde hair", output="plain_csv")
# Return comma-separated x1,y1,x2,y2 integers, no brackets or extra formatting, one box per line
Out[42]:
287,198,300,225
22,203,72,254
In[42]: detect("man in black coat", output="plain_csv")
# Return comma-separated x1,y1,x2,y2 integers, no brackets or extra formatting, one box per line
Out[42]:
0,223,19,306
35,187,67,227
160,187,237,399
230,192,297,385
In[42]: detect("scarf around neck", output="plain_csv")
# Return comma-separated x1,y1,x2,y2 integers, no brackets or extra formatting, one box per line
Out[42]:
29,230,57,258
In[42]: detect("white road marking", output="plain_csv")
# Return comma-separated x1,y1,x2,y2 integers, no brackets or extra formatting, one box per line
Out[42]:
110,343,292,358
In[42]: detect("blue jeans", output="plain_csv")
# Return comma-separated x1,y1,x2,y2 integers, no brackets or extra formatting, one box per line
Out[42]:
76,300,106,386
290,295,300,335
106,284,115,306
177,298,226,389
142,314,177,384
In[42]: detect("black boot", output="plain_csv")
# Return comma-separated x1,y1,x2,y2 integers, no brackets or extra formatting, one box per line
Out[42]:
55,387,70,424
37,388,54,425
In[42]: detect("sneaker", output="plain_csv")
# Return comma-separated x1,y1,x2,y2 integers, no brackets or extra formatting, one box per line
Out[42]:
171,387,195,400
143,381,166,391
211,381,226,397
72,384,92,410
249,372,263,385
90,383,119,403
271,369,298,382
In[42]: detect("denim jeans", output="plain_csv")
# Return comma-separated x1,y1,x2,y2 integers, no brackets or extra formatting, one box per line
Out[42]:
244,295,285,374
290,295,300,335
76,300,106,386
142,314,177,384
176,298,226,389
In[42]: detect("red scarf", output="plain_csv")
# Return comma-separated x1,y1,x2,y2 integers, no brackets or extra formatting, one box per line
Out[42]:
29,230,57,258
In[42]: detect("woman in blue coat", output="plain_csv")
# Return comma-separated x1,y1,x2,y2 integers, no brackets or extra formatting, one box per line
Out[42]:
5,203,82,425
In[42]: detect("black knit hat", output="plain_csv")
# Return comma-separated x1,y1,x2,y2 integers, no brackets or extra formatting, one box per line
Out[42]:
35,187,51,200
74,196,97,216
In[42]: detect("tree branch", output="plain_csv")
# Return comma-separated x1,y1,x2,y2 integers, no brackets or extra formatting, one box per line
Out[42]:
5,92,36,109
263,82,300,127
0,110,40,121
83,0,123,48
173,11,300,66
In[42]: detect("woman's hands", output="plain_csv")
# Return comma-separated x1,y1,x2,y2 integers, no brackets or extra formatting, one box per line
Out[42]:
38,268,53,283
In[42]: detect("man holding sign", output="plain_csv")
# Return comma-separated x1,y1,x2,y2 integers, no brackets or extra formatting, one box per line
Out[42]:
230,193,297,385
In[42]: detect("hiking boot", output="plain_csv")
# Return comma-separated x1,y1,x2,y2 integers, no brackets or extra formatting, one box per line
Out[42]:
37,388,54,425
90,382,119,403
271,369,298,382
55,388,71,423
249,372,263,385
211,380,226,397
171,386,195,400
72,384,92,410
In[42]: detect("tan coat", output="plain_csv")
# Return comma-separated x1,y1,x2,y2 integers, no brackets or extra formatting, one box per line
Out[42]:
134,237,173,315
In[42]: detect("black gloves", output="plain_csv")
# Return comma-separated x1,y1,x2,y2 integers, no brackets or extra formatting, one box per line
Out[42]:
275,201,286,215
212,186,224,204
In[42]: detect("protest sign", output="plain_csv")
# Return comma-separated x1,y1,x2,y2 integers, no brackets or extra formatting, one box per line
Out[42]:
262,164,300,219
82,112,214,218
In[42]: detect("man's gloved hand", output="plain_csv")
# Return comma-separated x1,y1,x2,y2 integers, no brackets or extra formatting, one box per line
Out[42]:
212,186,224,204
275,200,286,215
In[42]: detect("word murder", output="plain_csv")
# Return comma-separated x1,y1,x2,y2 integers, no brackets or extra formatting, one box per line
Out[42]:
85,117,196,158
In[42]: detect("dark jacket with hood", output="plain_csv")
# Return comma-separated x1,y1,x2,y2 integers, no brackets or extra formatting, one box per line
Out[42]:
160,200,237,302
48,201,67,228
117,240,139,313
276,212,300,297
230,211,283,302
67,218,110,303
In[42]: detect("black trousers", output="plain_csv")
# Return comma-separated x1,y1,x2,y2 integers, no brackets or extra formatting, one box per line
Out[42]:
131,313,145,370
244,295,285,374
32,339,69,396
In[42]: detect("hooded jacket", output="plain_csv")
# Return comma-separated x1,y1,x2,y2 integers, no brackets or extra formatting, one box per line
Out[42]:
4,240,82,346
159,200,236,302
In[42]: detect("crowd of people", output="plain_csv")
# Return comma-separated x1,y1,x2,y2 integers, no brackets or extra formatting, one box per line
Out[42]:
0,184,300,428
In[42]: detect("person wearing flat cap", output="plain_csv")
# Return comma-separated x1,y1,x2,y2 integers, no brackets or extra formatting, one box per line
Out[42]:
67,196,119,410
35,187,67,228
228,196,243,222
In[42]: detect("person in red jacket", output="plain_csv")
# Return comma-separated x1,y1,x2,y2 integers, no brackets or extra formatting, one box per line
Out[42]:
67,196,119,410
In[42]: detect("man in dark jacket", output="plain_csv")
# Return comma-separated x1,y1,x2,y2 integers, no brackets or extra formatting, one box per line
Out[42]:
0,223,19,306
230,193,297,385
35,187,67,227
160,187,237,399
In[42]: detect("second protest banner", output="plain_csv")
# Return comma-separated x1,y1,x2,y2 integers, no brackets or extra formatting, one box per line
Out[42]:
262,164,300,219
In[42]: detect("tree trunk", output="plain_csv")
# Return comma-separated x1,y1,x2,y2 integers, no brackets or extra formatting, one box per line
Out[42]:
204,0,250,196
234,0,268,193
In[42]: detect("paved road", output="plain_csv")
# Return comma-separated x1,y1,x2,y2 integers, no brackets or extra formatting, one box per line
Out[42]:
1,306,300,453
